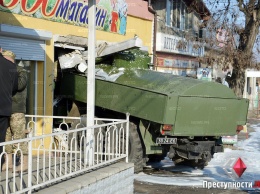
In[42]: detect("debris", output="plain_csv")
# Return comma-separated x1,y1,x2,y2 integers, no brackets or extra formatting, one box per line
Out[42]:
58,50,86,69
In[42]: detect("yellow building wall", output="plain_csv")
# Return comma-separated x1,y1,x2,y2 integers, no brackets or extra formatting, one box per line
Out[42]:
0,12,152,52
0,11,152,136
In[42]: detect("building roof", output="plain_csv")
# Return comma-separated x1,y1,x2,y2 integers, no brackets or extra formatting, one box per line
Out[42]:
143,0,211,21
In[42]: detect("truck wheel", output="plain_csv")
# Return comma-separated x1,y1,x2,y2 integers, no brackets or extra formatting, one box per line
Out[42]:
128,122,144,173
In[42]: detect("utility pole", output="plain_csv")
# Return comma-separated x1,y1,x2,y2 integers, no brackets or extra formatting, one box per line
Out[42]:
86,0,96,165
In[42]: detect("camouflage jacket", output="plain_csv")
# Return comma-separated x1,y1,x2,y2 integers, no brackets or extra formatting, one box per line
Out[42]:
12,66,27,114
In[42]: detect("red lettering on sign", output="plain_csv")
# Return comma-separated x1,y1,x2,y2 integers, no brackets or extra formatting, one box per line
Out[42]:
0,0,19,9
41,0,60,18
21,0,43,14
20,0,60,17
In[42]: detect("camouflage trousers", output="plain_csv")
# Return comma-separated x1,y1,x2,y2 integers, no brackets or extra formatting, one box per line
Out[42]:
5,113,28,154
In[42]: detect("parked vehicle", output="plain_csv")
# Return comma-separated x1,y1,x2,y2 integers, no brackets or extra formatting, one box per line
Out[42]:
54,46,249,173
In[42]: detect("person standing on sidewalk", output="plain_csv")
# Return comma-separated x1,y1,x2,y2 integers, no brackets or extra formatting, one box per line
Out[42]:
0,48,18,167
1,50,28,172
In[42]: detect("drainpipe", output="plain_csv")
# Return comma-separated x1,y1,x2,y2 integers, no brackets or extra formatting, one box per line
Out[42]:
148,0,157,68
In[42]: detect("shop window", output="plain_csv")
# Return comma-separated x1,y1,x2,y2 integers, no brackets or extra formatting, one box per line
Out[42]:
16,60,44,116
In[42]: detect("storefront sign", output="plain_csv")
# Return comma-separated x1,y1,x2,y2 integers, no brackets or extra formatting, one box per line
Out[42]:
156,32,204,57
0,0,127,35
156,57,198,77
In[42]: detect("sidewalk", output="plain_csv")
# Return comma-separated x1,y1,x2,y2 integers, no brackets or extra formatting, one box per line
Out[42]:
0,156,133,193
0,156,88,193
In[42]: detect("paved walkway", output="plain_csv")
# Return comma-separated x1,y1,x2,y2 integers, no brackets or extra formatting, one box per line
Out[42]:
0,156,83,193
0,155,132,193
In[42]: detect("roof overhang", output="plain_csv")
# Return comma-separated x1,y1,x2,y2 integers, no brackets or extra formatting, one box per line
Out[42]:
53,34,88,49
0,24,52,40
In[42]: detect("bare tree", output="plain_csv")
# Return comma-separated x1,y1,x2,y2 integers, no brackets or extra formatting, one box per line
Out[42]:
201,0,260,96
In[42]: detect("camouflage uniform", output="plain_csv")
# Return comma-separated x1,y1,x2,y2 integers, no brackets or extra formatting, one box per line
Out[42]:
2,50,28,172
5,113,27,154
4,65,28,155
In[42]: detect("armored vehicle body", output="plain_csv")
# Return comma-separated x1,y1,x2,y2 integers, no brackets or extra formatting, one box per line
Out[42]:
58,64,248,172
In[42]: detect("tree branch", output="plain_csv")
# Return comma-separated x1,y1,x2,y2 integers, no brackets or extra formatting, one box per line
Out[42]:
237,0,246,13
257,0,260,8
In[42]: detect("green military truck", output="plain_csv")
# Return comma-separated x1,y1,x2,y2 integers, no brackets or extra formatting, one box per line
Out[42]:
55,48,249,173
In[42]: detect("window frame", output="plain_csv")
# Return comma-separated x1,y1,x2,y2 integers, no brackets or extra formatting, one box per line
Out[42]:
166,0,189,31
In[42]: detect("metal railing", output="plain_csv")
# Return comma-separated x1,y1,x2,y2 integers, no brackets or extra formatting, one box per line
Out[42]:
0,114,129,194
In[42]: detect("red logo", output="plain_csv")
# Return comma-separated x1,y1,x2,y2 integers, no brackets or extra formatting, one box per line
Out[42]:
253,180,260,188
223,157,247,179
232,158,247,178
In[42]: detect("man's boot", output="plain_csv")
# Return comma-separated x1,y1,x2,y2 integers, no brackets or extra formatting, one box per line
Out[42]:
2,154,13,171
15,155,28,172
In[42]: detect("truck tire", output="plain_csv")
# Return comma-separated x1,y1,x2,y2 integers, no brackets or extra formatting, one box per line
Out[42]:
128,122,144,173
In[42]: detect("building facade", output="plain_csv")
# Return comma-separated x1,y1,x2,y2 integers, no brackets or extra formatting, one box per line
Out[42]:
149,0,210,77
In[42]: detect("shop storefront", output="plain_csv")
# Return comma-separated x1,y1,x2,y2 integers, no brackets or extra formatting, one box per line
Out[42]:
0,24,52,116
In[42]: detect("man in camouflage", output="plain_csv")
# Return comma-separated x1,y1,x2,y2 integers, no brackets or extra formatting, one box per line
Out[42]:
2,50,28,172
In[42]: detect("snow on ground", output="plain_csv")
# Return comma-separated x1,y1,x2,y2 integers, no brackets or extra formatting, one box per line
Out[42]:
134,124,260,191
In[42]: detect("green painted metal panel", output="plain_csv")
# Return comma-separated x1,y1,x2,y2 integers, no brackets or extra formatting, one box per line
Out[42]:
173,96,249,136
163,96,179,124
60,69,249,137
96,80,167,123
114,69,236,98
139,120,162,154
60,73,168,123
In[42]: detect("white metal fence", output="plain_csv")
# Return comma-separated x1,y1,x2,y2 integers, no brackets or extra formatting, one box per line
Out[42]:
0,114,129,194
